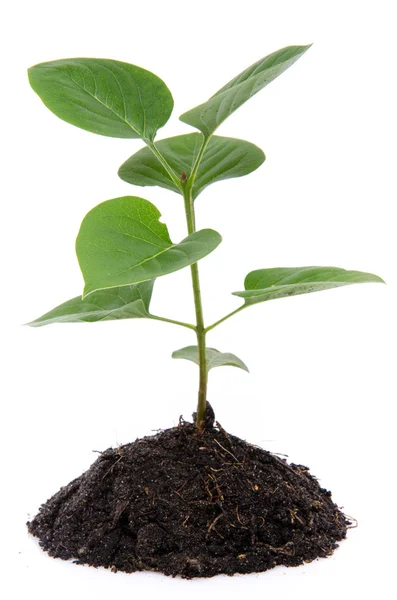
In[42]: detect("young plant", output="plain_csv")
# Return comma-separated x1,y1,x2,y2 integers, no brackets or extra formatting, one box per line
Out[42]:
27,46,384,430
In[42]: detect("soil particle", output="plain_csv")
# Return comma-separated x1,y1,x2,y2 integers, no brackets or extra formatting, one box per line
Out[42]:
28,409,349,578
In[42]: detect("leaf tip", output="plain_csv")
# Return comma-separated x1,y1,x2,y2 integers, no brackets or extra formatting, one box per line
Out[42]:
24,318,42,328
296,43,313,55
27,65,36,86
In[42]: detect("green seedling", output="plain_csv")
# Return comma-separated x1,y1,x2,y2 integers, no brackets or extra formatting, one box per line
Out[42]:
27,46,384,430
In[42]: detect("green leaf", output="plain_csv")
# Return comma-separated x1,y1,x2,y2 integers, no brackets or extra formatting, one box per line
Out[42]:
76,196,222,297
172,346,249,373
27,281,154,327
28,58,173,140
180,45,311,136
233,267,385,306
118,133,265,199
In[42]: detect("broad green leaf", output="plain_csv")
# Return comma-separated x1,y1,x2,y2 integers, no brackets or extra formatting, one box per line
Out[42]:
28,58,173,140
76,196,221,297
118,133,265,199
27,281,154,327
180,45,311,136
233,267,385,306
172,346,249,373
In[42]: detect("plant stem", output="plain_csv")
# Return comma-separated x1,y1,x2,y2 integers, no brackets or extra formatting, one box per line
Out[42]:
192,263,208,430
147,136,211,430
205,305,246,332
182,182,208,430
149,314,196,331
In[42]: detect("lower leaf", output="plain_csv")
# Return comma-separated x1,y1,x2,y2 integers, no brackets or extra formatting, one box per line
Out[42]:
233,266,385,306
76,196,222,298
27,281,154,327
172,346,249,373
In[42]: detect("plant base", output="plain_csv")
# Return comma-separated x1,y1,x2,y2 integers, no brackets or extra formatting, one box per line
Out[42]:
28,410,349,578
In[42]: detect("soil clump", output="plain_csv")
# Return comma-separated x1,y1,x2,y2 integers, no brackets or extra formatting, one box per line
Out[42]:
28,407,349,578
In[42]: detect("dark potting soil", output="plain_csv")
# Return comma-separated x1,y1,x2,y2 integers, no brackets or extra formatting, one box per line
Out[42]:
28,406,350,578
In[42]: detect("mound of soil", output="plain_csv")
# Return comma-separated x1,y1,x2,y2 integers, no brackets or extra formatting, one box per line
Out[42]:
28,407,349,578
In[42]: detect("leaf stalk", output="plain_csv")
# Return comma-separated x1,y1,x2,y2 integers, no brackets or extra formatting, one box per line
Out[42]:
186,134,212,196
205,305,245,333
146,140,183,190
149,314,196,330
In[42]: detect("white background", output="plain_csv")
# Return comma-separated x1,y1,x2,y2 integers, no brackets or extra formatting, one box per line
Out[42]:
1,1,396,598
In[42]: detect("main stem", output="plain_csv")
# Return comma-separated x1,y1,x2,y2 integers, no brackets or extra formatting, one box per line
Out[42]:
147,135,211,431
183,184,208,431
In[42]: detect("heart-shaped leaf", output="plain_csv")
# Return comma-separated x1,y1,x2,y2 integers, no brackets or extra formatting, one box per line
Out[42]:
172,346,249,373
28,58,173,140
118,133,265,199
27,281,154,327
76,196,222,297
233,267,385,305
180,45,311,136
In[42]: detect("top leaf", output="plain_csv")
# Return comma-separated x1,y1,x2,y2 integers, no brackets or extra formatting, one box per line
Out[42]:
28,58,173,140
180,45,311,136
118,133,265,199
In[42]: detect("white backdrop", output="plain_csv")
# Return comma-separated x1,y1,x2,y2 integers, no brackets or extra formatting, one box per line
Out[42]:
2,1,396,598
